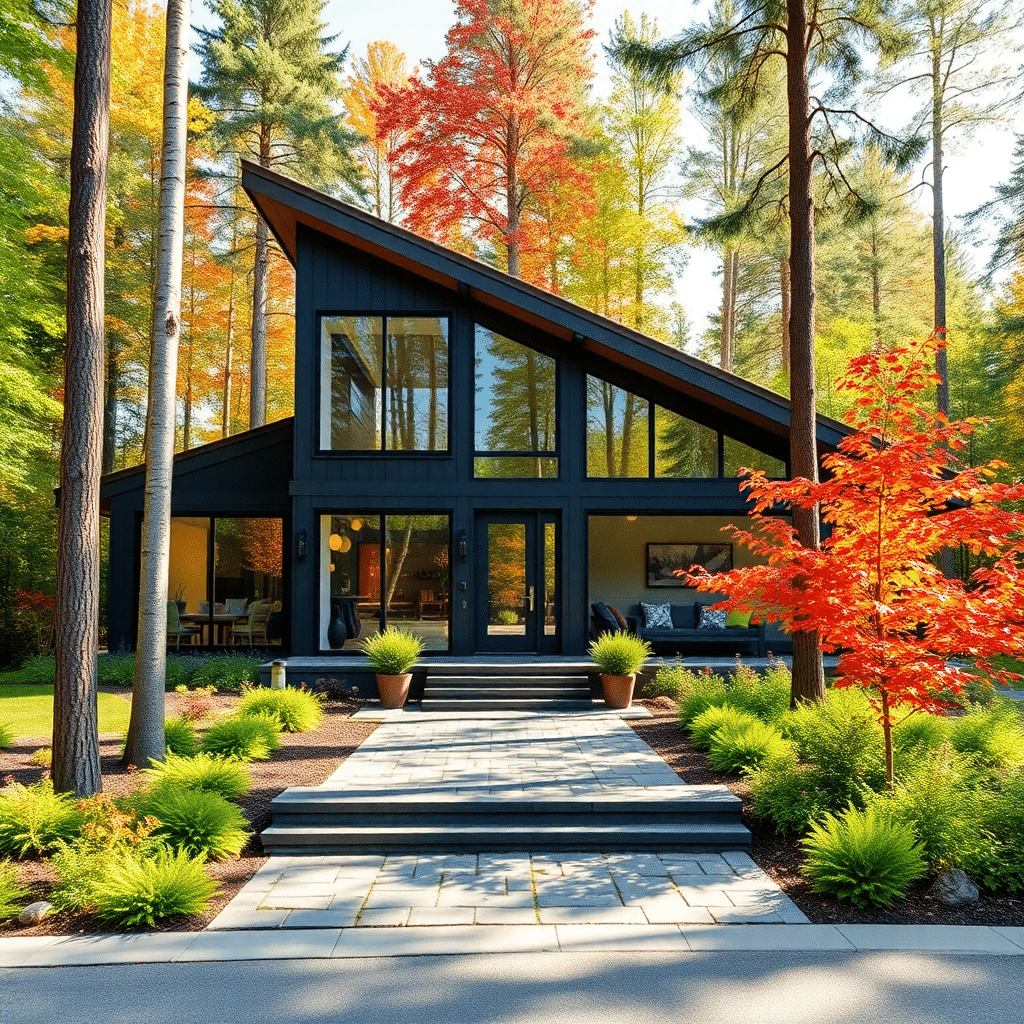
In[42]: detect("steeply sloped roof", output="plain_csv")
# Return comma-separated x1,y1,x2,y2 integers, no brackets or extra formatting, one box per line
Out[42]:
241,159,847,449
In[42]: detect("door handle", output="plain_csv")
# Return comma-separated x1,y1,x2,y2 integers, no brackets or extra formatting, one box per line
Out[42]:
525,586,535,612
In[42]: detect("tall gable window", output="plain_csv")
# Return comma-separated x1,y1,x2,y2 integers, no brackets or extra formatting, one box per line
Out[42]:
320,315,448,452
474,326,558,478
586,374,786,479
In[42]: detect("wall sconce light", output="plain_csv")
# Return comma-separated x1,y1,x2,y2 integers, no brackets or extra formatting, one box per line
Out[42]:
296,529,308,560
457,529,468,561
626,515,638,522
328,532,343,551
349,517,363,532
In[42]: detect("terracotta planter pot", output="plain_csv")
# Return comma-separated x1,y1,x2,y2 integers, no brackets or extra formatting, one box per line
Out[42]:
376,672,412,710
600,673,635,710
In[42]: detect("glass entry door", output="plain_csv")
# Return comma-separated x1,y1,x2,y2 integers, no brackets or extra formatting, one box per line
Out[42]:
475,512,559,653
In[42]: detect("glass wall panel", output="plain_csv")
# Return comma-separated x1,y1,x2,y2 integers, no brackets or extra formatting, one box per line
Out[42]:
543,521,557,637
320,514,449,651
320,316,382,450
168,517,209,648
586,377,649,477
724,436,786,478
385,317,448,451
384,515,450,648
214,518,284,647
486,522,526,636
474,325,556,477
654,407,718,478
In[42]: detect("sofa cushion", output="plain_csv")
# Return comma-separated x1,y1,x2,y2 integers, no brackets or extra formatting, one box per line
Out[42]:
606,604,629,630
591,601,619,634
641,602,672,629
725,609,753,628
669,603,695,629
698,607,728,629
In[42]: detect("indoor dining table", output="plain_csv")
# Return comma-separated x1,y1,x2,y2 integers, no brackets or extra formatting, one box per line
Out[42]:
178,612,249,646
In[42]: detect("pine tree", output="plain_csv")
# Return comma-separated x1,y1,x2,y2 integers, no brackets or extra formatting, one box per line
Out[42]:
197,0,361,427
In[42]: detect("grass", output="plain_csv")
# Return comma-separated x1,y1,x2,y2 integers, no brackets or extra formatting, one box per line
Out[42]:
0,684,133,740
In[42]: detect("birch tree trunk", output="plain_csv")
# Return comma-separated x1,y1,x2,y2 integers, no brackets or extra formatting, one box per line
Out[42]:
53,0,112,796
123,0,190,769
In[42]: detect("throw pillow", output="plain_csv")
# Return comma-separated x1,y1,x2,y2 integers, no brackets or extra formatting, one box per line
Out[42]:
725,609,753,628
591,601,619,634
698,606,728,629
641,602,672,629
606,604,629,630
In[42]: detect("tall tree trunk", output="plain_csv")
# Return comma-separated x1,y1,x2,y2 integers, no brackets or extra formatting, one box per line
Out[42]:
250,214,268,428
101,338,118,474
506,117,520,278
931,41,948,417
786,0,825,705
222,217,238,437
54,0,112,796
720,245,734,372
123,0,190,770
780,255,791,375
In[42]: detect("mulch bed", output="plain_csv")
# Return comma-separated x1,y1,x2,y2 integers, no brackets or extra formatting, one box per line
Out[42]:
632,697,1024,927
0,688,377,937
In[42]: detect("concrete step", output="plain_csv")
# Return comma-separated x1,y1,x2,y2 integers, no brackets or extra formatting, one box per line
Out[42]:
269,787,743,817
427,675,590,688
423,686,592,700
261,817,751,852
420,698,595,712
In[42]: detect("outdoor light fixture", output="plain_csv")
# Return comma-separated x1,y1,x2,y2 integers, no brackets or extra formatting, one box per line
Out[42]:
626,515,638,522
329,533,343,551
349,518,363,532
296,529,308,560
457,529,468,561
337,535,352,553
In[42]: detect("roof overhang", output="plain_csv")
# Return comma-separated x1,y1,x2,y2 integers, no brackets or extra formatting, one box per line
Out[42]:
240,160,848,450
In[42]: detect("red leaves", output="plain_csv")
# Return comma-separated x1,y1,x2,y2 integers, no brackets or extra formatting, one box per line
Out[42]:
697,333,1024,734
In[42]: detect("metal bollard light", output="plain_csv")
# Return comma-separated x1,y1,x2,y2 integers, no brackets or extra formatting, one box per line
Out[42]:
270,659,286,689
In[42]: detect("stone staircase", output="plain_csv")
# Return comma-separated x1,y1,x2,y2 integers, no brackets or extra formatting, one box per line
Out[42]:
260,787,751,854
420,663,594,712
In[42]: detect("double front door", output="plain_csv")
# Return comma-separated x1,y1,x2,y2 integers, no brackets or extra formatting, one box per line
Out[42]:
475,512,559,653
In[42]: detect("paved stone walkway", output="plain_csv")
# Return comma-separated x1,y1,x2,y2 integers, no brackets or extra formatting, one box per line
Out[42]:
215,714,807,929
208,850,808,930
315,716,685,795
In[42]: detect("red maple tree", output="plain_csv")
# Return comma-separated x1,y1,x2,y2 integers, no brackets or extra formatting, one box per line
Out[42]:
686,334,1024,785
375,0,597,282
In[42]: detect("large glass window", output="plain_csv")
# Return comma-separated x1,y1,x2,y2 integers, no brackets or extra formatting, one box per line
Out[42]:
586,378,648,478
655,407,717,478
474,325,557,478
320,315,448,451
321,513,450,651
724,436,786,478
167,516,283,649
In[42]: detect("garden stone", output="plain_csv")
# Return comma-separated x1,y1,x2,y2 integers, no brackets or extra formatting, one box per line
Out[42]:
18,901,52,926
930,869,979,906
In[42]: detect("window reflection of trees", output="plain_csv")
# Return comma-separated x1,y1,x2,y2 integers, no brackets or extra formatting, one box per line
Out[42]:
386,318,448,451
586,378,648,477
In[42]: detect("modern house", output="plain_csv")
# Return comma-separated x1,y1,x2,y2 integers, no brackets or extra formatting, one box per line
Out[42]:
100,160,846,666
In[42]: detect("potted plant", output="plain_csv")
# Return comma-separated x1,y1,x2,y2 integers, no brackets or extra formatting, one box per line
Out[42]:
588,632,653,710
360,627,425,709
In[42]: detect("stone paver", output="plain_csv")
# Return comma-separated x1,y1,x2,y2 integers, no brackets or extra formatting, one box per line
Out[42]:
209,849,808,929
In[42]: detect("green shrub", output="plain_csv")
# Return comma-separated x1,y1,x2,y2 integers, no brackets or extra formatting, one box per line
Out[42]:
0,782,85,858
880,747,988,872
238,686,323,733
91,848,217,927
139,788,250,860
190,652,262,692
0,722,13,749
801,805,926,906
589,631,652,676
893,713,949,754
19,654,55,684
142,753,251,800
30,747,51,766
645,663,690,700
0,860,28,918
964,769,1024,892
97,649,135,687
201,714,281,760
949,702,1024,774
361,627,425,674
163,717,199,756
726,662,791,724
748,752,822,834
782,687,885,808
707,719,792,774
689,705,758,750
676,670,729,727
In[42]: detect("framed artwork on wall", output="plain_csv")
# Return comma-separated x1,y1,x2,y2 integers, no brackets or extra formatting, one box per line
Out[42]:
646,543,733,587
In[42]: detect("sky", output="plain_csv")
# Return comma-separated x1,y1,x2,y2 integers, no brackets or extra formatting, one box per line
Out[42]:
193,0,1023,343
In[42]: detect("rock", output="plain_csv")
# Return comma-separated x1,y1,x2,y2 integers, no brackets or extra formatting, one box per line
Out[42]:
18,901,52,926
930,869,979,906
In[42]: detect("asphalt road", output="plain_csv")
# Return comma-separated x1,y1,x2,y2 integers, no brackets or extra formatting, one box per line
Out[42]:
3,951,1020,1024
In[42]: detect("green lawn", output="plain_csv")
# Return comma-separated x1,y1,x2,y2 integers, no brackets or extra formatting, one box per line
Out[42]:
0,684,134,741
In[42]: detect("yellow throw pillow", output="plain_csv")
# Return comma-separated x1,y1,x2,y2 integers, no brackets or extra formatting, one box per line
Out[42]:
725,609,753,628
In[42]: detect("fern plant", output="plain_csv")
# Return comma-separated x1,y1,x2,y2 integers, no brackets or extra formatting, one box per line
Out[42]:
238,686,323,733
0,782,84,858
201,714,281,761
142,752,251,800
801,805,926,906
0,722,13,750
361,628,425,674
588,632,652,676
92,849,217,927
676,671,729,727
689,706,758,750
0,859,28,918
139,788,250,860
707,720,792,774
